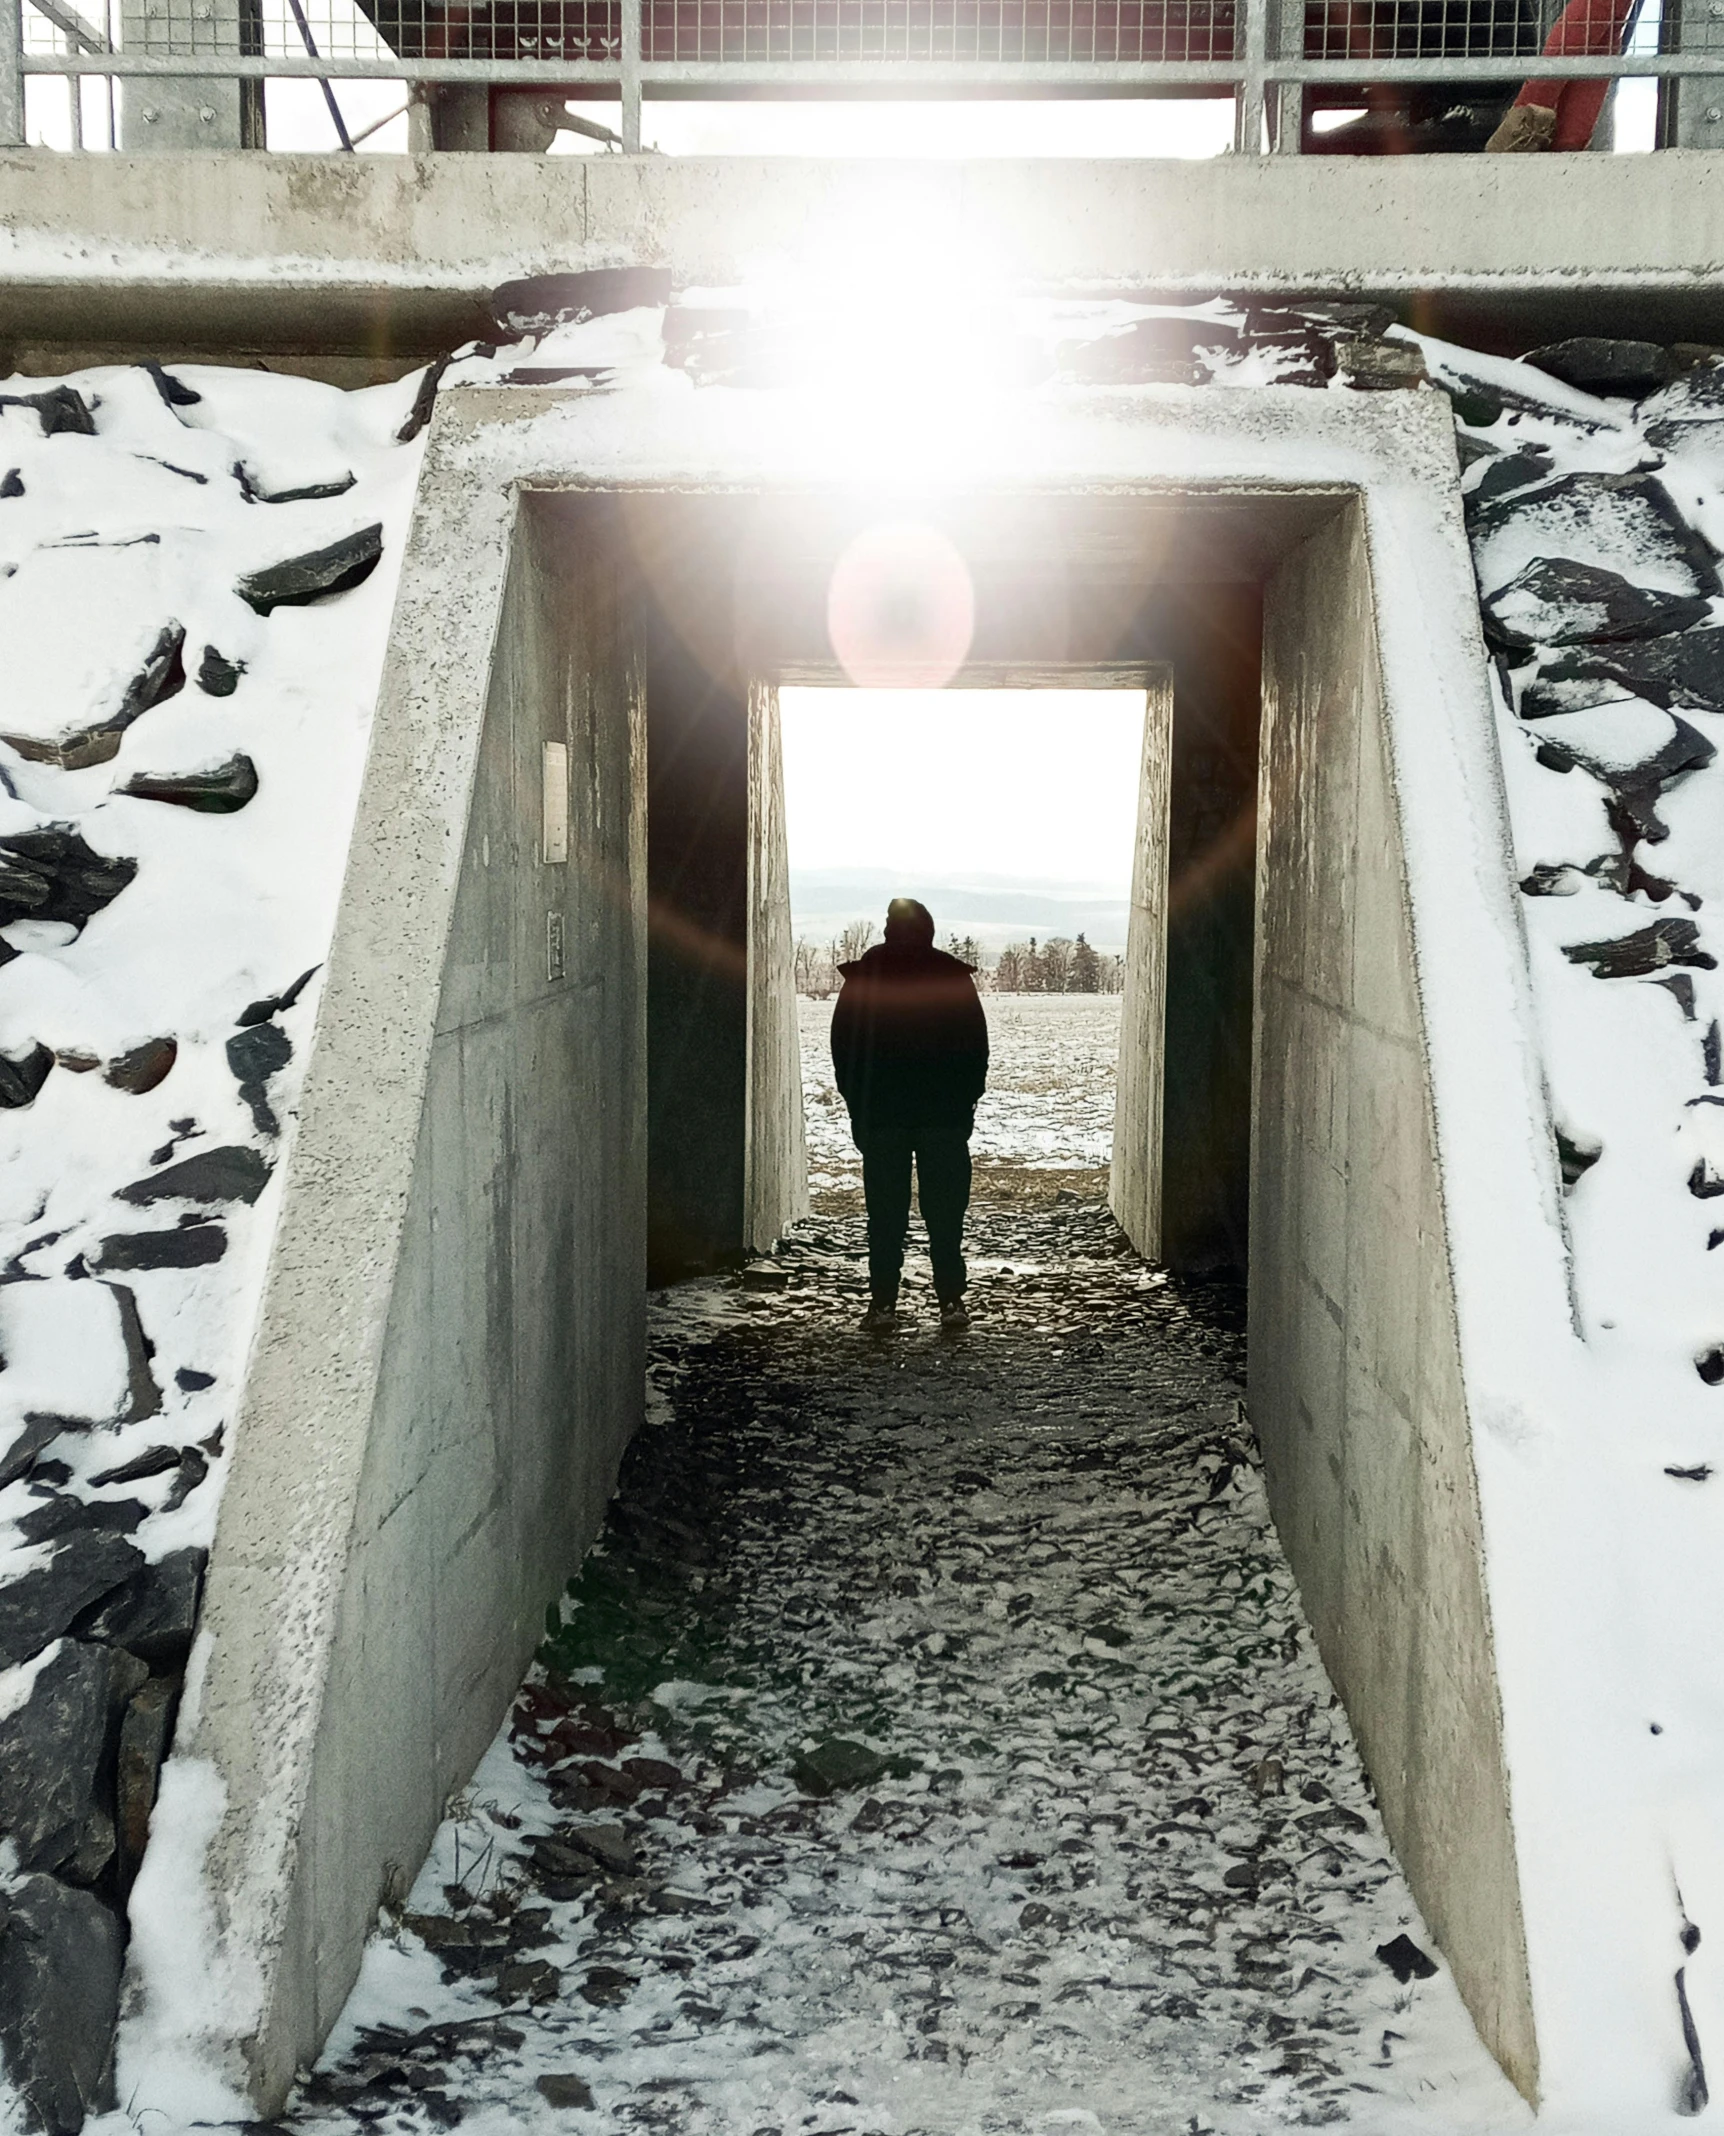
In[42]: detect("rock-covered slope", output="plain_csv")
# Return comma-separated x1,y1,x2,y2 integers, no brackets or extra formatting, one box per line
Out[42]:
0,360,426,2131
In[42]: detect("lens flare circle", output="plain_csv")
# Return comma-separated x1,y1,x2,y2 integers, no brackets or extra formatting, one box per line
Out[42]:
826,521,975,690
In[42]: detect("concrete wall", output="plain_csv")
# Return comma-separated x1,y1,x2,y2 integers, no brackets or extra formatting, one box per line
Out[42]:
1110,680,1171,1259
167,482,647,2109
1252,499,1536,2098
644,614,750,1282
745,681,809,1256
7,152,1724,364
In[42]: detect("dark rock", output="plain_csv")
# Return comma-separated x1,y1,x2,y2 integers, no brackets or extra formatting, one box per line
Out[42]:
104,1281,162,1424
0,828,136,933
560,1823,636,1878
237,965,318,1026
75,1549,204,1672
1464,445,1555,517
1698,1349,1724,1387
1520,862,1584,896
1678,1963,1710,2113
1530,711,1715,843
0,469,21,499
102,1037,177,1095
120,755,256,814
1472,473,1721,600
115,1674,177,1887
0,386,96,438
1556,1129,1601,1186
0,1873,123,2132
490,268,673,338
576,1966,635,2009
137,360,200,409
1482,559,1710,655
536,2074,595,2109
118,1143,271,1207
493,1959,560,2004
16,1495,147,1545
87,1443,184,1487
1523,338,1675,398
1375,1933,1437,1983
740,1262,790,1292
1057,316,1237,385
397,353,455,446
1331,337,1427,391
0,1640,114,1874
2,622,186,771
793,1737,889,1795
0,1045,53,1109
622,1756,683,1792
94,1224,226,1273
1667,1464,1713,1481
0,1415,68,1491
175,1366,214,1392
0,1529,145,1669
196,646,244,697
236,523,383,614
235,465,355,505
1692,1159,1724,1198
226,1020,292,1136
159,1444,207,1514
1533,627,1724,716
1562,918,1717,979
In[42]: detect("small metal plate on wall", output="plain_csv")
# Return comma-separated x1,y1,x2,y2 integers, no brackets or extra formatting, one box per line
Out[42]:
547,909,566,984
542,740,570,865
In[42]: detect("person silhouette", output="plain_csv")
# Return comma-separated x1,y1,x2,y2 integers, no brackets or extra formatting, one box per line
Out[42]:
830,898,990,1334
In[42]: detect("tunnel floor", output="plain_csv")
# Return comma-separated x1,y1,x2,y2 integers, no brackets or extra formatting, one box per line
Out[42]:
289,1190,1525,2136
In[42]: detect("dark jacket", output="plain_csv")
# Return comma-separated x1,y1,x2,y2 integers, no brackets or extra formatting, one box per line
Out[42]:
830,943,989,1134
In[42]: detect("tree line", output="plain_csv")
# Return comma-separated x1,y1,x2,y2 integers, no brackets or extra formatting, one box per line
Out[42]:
794,924,1125,996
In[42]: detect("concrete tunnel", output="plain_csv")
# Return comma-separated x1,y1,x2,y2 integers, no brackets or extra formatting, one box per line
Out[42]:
160,383,1573,2117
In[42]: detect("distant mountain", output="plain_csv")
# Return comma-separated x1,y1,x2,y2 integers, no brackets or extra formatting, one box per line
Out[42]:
790,869,1132,955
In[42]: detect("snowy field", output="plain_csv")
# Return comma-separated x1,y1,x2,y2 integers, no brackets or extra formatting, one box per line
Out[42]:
800,994,1121,1200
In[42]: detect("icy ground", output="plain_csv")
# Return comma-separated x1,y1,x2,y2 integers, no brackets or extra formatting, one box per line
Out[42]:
284,1000,1524,2136
800,995,1121,1203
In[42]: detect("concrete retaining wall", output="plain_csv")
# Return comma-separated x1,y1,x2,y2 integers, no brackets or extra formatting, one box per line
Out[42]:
1109,680,1171,1259
1252,499,1537,2096
746,682,810,1257
158,481,647,2108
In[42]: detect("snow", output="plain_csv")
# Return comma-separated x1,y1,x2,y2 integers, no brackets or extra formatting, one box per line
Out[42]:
0,356,424,1585
282,1154,1530,2136
4,293,1724,2133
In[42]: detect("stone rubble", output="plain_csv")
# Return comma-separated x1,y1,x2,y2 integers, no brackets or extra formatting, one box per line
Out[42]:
287,1186,1523,2136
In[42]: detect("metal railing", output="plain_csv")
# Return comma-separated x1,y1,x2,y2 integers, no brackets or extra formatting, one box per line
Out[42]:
2,0,1720,153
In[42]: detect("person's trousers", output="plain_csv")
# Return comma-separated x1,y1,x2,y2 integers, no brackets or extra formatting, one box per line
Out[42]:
858,1124,972,1305
1515,0,1638,146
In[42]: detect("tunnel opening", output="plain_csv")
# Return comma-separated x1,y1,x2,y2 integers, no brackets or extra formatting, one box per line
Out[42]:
629,490,1266,1288
778,683,1149,1239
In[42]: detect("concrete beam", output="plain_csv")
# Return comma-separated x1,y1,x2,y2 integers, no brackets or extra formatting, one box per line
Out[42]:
7,150,1724,363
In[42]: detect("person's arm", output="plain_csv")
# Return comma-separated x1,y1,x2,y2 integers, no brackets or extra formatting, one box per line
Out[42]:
830,980,857,1103
957,981,989,1105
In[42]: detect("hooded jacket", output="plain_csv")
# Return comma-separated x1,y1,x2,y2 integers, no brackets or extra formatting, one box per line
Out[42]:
830,942,989,1133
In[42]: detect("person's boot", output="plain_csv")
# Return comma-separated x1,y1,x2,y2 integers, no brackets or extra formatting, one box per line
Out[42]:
939,1297,971,1335
861,1298,898,1335
1485,103,1557,150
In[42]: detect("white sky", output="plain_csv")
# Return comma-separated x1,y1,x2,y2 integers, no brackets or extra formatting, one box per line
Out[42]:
781,686,1146,888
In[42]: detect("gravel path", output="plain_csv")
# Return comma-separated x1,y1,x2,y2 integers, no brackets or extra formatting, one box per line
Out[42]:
291,1192,1526,2136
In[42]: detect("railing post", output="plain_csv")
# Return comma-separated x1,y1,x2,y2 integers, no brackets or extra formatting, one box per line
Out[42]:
0,0,24,146
1234,0,1267,151
621,0,641,151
